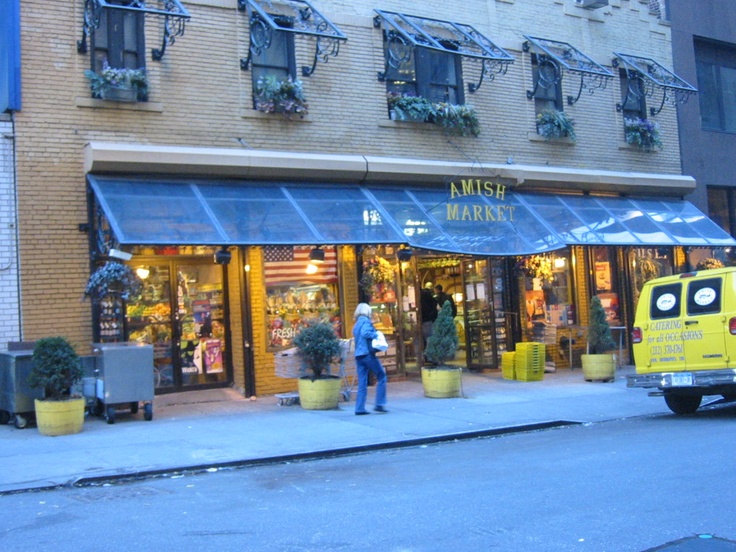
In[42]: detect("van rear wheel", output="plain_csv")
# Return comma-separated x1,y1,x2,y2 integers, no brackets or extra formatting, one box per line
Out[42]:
664,393,702,415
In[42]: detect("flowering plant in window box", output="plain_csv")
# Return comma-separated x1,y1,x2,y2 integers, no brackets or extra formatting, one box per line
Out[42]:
624,117,662,151
432,103,481,137
84,63,148,102
536,109,576,141
387,93,434,122
254,75,309,118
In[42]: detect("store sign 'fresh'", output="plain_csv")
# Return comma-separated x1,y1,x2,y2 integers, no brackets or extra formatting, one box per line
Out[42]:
447,180,515,222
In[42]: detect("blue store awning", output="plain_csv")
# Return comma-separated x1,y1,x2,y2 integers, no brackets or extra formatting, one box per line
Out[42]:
88,175,736,256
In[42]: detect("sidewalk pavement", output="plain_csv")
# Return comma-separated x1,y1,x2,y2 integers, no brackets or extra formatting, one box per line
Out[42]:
0,366,669,494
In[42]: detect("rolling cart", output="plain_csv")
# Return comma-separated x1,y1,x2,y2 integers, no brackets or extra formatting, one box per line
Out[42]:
89,342,154,424
0,349,43,429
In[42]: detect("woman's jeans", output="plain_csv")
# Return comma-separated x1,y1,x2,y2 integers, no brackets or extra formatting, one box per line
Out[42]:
355,354,387,412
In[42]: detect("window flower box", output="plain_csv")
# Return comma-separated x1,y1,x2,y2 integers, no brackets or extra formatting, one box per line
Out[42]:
254,75,309,118
624,117,662,151
536,109,576,142
84,63,148,102
387,93,480,137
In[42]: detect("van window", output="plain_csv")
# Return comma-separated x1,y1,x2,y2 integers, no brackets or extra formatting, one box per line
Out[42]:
650,283,681,319
687,277,722,316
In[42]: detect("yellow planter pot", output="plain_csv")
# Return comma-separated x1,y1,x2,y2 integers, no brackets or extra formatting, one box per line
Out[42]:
421,366,462,398
297,376,342,410
34,397,85,436
581,354,615,382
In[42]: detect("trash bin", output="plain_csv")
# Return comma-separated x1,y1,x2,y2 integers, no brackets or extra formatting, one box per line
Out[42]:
0,350,43,429
90,342,154,424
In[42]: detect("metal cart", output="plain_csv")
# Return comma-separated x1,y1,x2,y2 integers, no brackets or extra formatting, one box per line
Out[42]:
0,349,43,428
89,342,154,424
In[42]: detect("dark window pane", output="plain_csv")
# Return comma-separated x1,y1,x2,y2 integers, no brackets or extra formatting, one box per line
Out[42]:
687,278,721,316
650,283,681,320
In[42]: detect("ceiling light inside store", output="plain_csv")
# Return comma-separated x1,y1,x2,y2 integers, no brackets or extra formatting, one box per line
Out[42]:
136,267,150,279
306,263,319,275
308,247,325,263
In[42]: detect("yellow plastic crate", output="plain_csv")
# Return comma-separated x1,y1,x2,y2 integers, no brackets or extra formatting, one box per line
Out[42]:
501,352,516,380
514,343,545,381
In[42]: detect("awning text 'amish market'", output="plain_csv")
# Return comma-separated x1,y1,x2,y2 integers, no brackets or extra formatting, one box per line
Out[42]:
447,180,515,222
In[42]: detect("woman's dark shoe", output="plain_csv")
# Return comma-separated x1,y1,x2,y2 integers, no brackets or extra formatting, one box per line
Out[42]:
355,411,370,416
374,406,388,413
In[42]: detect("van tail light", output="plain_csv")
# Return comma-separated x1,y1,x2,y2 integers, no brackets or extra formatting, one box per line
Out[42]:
729,318,736,335
632,327,643,344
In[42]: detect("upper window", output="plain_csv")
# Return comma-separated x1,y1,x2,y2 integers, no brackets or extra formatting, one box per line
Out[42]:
384,43,463,104
91,4,145,75
374,10,513,112
618,69,647,120
695,39,736,134
530,53,562,112
250,18,297,89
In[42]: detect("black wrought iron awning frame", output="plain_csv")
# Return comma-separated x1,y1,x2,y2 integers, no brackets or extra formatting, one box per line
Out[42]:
238,0,347,77
77,0,190,61
523,35,613,105
613,52,698,115
373,10,514,93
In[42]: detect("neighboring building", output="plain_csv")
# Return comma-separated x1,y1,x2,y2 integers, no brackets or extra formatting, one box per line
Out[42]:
666,0,736,257
12,0,733,399
0,0,22,347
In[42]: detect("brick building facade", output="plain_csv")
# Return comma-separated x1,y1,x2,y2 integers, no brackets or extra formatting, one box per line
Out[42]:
8,0,732,398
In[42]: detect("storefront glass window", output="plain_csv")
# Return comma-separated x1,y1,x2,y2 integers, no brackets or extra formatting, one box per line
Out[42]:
264,246,340,351
360,247,399,374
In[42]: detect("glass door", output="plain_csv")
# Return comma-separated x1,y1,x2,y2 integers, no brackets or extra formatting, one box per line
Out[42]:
463,259,505,370
125,260,229,392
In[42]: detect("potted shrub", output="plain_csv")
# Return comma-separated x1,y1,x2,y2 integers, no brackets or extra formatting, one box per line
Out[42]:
432,103,481,137
254,75,309,118
536,109,576,141
387,93,434,122
422,301,462,398
293,320,343,409
695,258,724,271
581,296,617,382
624,117,662,151
28,337,85,435
84,261,143,301
84,62,148,102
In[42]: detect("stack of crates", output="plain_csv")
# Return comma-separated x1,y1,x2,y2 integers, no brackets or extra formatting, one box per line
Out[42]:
514,342,545,381
501,352,516,380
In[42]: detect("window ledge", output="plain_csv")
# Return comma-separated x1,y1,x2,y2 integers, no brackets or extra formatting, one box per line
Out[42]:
76,97,164,112
241,109,311,122
618,140,659,152
378,119,432,130
528,131,575,146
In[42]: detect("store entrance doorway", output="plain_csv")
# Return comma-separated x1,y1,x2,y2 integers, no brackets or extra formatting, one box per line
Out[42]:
125,259,230,393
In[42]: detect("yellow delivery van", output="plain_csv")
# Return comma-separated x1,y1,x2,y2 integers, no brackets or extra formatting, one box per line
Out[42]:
628,266,736,414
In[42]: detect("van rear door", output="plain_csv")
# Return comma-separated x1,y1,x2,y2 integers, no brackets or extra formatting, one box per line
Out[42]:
682,276,726,371
642,282,686,372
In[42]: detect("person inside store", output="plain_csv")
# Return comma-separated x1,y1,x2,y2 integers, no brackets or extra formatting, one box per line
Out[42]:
434,284,457,318
352,303,388,415
420,282,439,352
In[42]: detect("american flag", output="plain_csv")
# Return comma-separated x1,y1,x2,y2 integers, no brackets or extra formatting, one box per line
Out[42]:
263,246,338,286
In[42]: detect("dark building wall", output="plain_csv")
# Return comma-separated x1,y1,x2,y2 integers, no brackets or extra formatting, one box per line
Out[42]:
669,0,736,211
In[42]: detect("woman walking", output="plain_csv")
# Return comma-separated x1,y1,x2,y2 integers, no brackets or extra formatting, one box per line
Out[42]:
352,303,388,415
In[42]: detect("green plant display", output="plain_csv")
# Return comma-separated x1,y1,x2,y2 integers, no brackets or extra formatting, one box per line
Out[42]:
28,337,84,401
624,117,662,151
387,93,480,136
360,257,395,297
425,301,459,366
254,75,309,117
433,102,481,137
516,255,554,282
695,257,724,271
85,261,143,301
536,109,576,141
293,320,342,380
587,296,616,354
84,62,148,99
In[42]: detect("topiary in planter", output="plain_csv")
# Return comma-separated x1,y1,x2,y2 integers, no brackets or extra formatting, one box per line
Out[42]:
28,337,84,401
587,296,616,354
293,320,342,380
425,300,459,366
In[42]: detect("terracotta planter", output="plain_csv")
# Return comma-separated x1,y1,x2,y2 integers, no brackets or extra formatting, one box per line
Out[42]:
34,397,85,436
421,366,462,398
297,376,342,410
581,354,615,382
